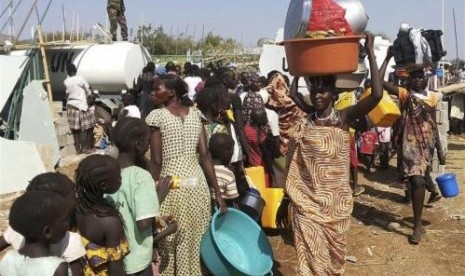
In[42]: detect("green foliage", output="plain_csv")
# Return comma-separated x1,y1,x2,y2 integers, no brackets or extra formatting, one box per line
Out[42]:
450,58,464,69
134,24,242,56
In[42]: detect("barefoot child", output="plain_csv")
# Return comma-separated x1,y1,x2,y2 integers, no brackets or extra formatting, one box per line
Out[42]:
0,191,71,275
0,173,85,276
75,155,129,275
110,117,160,275
209,133,240,206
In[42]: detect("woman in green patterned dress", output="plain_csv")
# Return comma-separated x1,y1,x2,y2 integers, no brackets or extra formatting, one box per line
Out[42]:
146,74,227,275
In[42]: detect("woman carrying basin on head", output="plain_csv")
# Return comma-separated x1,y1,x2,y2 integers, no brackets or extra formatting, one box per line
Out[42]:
277,34,382,275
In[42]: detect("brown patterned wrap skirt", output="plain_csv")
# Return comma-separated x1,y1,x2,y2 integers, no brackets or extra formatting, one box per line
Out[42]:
285,124,353,275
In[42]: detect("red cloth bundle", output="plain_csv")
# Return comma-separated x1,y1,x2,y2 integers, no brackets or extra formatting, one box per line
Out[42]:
308,0,353,35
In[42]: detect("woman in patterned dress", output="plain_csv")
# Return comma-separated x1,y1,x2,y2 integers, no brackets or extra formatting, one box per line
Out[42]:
146,74,227,275
380,50,446,244
277,34,382,275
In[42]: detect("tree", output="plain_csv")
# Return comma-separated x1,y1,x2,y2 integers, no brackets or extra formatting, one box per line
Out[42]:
134,25,242,56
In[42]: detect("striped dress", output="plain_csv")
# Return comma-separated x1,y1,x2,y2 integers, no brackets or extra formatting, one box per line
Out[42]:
285,111,353,275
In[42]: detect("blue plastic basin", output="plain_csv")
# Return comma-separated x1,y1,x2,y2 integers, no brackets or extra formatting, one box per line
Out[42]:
201,208,274,276
436,173,459,198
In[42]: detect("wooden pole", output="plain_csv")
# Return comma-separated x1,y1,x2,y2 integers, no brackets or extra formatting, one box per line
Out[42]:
37,25,54,106
453,7,459,60
61,4,66,41
441,0,445,47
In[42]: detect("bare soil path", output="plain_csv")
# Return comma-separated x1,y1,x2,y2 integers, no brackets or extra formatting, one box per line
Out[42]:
270,136,465,276
1,137,464,276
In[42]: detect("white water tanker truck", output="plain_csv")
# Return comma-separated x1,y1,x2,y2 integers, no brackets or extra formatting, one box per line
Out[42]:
12,41,151,115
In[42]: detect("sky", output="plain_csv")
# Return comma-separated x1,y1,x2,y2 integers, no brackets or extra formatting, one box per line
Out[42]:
1,0,464,59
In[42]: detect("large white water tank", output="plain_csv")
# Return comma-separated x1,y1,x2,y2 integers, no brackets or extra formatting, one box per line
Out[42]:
74,42,151,93
44,42,151,97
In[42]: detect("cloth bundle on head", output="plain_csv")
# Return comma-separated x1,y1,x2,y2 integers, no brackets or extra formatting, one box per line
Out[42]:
409,28,432,65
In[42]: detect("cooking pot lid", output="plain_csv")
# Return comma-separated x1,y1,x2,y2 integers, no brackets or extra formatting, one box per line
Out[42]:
284,0,312,40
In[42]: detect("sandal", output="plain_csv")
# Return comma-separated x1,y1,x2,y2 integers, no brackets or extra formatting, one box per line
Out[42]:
353,186,365,196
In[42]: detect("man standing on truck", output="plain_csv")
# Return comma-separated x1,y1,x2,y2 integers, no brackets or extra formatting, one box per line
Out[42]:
107,0,128,41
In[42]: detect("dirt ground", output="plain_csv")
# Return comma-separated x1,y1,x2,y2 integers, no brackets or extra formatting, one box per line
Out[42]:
1,137,464,276
270,135,465,276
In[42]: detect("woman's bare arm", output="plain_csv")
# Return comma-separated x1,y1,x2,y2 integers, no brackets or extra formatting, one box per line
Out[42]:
289,77,314,113
379,46,400,96
344,34,383,122
149,127,163,181
198,127,227,213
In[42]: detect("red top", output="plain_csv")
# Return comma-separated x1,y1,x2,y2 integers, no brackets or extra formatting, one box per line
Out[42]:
360,131,378,154
244,126,266,166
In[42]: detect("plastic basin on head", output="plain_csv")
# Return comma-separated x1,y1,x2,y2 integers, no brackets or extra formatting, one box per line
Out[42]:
281,35,363,76
200,208,274,276
436,173,459,198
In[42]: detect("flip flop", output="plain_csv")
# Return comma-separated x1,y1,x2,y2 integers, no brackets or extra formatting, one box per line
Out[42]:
353,186,365,196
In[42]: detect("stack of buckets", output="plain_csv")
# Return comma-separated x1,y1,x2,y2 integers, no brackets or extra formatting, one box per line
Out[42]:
245,166,284,228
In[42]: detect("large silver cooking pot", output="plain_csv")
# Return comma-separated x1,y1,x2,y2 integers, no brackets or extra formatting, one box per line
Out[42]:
335,0,369,34
284,0,312,40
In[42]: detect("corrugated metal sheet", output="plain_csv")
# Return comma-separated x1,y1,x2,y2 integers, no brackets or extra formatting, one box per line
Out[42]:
0,55,29,110
0,137,46,194
19,80,60,164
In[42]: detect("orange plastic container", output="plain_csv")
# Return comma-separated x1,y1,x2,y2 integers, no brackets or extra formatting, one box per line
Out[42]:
245,166,267,192
360,89,401,127
281,36,363,76
260,188,285,229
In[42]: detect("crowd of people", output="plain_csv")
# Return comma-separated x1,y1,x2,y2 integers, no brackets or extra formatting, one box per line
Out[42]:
0,32,453,276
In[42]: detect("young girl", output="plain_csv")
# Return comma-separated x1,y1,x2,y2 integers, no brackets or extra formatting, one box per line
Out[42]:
65,63,95,154
75,155,129,275
146,74,226,275
277,34,382,275
0,173,85,276
244,108,274,187
109,117,160,275
0,191,70,276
